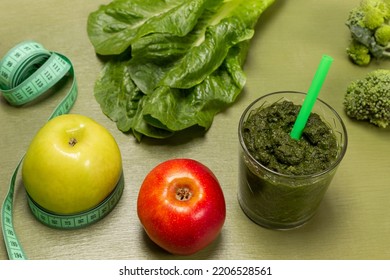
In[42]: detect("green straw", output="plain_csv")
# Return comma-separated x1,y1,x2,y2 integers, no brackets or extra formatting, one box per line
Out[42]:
290,55,334,140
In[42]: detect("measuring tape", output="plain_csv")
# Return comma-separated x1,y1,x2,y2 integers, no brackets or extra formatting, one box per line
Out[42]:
0,41,123,260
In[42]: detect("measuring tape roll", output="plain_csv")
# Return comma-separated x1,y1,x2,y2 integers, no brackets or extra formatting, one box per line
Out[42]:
0,41,74,107
0,41,123,260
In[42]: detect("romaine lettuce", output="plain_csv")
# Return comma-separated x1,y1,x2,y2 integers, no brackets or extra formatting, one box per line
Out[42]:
87,0,275,140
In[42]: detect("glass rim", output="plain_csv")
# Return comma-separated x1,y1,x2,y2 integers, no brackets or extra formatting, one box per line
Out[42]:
238,90,348,179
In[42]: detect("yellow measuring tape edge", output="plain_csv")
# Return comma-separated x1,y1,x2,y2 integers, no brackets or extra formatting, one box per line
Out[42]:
0,41,123,260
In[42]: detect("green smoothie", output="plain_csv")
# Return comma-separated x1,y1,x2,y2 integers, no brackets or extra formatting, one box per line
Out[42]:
242,100,338,175
238,92,347,229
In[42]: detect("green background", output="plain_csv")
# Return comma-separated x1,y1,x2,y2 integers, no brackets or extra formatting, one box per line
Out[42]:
1,0,389,259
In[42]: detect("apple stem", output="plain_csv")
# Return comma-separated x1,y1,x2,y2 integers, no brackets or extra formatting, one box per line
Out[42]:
68,138,78,147
176,187,192,201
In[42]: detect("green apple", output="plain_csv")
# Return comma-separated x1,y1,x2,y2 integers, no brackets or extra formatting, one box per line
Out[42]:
22,114,122,215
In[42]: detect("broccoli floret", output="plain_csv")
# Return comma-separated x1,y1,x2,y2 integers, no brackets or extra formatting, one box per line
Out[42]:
346,0,390,65
362,1,388,29
344,69,390,128
346,40,372,65
375,24,390,45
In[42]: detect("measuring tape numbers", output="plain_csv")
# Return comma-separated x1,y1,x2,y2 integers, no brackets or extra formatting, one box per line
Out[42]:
0,41,123,260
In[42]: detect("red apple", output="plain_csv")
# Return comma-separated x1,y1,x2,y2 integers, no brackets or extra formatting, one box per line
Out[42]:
137,158,226,255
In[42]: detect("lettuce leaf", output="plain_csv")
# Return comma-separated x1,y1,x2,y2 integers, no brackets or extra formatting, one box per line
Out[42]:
88,0,216,55
87,0,275,140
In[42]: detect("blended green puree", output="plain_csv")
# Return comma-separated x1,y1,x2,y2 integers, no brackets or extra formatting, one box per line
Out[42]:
243,101,338,175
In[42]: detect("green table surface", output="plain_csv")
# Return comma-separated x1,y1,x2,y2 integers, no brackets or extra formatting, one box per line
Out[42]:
1,0,389,260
